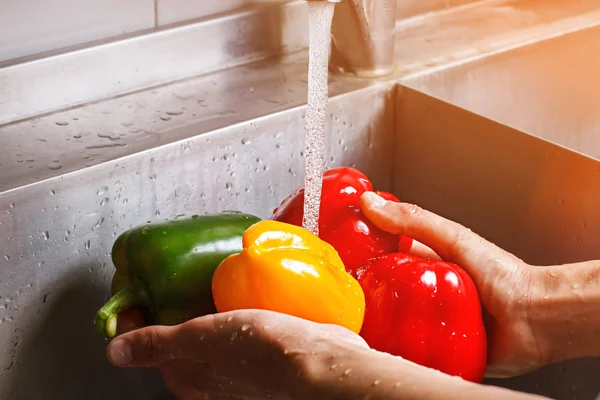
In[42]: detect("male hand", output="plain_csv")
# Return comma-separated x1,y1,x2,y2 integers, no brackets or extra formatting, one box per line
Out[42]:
361,192,549,378
109,309,369,399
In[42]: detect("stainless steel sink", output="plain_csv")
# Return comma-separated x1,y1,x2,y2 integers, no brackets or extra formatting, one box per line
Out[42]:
3,80,600,400
2,1,600,399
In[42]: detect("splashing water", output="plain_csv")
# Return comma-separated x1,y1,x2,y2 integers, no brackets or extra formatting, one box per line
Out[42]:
302,1,335,236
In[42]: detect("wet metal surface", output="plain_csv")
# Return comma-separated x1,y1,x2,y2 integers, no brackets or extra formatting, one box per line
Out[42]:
0,51,369,193
404,24,600,160
0,86,395,399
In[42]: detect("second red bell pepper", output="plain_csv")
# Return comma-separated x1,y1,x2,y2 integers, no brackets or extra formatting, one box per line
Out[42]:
272,167,413,277
357,253,488,383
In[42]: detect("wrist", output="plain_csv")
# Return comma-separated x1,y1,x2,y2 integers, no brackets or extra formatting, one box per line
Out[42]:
531,262,600,363
297,341,545,400
526,266,568,365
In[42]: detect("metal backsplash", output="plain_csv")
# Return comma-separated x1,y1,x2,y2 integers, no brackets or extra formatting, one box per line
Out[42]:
0,85,395,399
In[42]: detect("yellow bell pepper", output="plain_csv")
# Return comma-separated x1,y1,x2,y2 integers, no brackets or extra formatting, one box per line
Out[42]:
211,220,366,334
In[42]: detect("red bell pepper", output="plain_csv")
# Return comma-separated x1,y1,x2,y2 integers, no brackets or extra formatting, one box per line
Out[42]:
272,167,413,277
357,253,487,383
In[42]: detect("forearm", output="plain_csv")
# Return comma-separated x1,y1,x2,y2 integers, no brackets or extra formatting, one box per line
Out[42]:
300,343,546,400
533,260,600,363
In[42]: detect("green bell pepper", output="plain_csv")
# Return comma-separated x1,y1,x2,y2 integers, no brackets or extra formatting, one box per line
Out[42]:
94,211,261,338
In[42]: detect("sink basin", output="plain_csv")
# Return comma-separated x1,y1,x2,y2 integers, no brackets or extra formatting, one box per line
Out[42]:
403,24,600,161
2,78,600,399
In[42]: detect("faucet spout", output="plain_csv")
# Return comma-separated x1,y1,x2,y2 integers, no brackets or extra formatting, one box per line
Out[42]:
306,0,397,77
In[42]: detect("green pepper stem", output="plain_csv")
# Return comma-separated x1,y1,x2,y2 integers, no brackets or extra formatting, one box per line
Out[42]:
94,283,150,338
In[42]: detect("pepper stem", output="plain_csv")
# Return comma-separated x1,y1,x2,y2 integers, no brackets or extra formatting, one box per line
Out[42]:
94,282,150,338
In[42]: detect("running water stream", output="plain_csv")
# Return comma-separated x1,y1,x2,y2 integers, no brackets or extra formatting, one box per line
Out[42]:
302,1,336,236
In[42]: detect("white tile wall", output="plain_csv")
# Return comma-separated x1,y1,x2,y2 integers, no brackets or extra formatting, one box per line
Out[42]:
0,0,155,63
156,0,286,26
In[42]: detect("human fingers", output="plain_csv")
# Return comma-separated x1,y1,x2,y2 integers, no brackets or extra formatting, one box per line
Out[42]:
107,310,272,368
107,322,184,367
409,239,442,260
360,191,523,283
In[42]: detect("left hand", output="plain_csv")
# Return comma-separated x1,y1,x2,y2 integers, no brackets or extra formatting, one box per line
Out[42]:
108,309,369,400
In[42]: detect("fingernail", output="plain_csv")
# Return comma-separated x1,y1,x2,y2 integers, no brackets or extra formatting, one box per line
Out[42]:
109,339,133,365
363,191,387,208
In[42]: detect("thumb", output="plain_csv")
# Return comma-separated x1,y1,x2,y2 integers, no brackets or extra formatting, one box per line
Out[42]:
360,191,521,280
107,324,187,367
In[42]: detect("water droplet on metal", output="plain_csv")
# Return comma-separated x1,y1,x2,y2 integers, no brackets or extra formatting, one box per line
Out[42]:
85,143,127,149
47,162,62,170
94,218,105,229
97,133,121,141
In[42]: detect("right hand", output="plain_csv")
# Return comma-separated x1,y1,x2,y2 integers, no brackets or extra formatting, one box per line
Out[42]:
360,191,551,378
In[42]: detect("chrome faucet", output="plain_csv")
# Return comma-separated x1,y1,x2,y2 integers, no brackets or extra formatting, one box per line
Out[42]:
308,0,398,77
